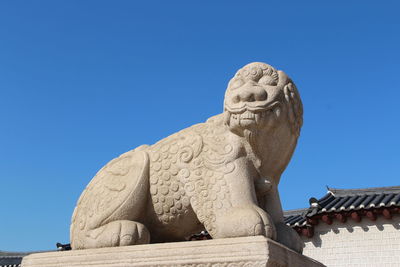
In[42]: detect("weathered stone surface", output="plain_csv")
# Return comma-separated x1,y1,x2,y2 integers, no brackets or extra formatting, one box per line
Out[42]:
22,236,325,267
70,62,304,253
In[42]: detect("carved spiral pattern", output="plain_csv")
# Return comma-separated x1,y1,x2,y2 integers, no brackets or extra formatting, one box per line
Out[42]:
232,62,279,86
148,115,234,234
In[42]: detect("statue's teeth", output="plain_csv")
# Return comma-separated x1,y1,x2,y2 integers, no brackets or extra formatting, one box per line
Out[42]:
241,111,255,119
274,107,281,118
255,113,260,124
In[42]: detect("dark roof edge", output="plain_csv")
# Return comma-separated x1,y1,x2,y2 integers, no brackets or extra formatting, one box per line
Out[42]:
328,185,400,196
0,250,48,257
0,252,30,257
283,208,308,217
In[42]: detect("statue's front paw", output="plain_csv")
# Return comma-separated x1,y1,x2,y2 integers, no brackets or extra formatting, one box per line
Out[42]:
275,222,303,253
212,208,269,238
252,206,277,240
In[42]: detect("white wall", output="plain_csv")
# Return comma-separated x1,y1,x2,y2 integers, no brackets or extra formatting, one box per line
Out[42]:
302,214,400,267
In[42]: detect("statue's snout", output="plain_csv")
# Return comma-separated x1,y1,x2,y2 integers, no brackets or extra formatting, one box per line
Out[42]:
231,82,268,104
225,82,271,114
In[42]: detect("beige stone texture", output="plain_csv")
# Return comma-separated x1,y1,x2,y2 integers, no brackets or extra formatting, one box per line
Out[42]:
301,214,400,266
70,62,304,253
22,236,324,267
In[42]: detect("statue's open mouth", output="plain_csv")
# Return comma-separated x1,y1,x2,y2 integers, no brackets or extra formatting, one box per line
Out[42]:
226,101,280,115
240,111,256,121
226,101,281,128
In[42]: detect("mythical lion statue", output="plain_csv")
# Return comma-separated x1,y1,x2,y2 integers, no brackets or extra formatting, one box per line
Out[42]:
70,62,304,253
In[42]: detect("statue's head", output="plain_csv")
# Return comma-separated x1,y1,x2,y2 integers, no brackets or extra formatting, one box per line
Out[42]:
224,62,303,180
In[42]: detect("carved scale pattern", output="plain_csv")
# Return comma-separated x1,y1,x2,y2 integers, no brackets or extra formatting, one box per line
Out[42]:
148,115,234,236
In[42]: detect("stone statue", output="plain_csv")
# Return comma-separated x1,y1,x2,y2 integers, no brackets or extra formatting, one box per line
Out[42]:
70,62,304,253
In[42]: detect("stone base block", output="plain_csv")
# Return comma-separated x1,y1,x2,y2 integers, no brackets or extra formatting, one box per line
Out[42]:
22,236,325,267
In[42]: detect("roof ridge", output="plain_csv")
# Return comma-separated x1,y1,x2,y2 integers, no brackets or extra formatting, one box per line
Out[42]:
328,185,400,196
283,207,308,213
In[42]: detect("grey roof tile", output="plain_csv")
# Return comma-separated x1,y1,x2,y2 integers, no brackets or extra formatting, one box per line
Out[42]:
284,185,400,227
369,194,385,208
334,196,350,211
390,194,400,206
341,195,358,210
321,197,341,212
380,193,395,207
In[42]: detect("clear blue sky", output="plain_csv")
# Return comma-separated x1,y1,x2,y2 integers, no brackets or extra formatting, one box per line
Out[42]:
1,1,399,251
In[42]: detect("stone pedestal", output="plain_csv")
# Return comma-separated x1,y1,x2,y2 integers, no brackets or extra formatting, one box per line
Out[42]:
22,236,325,267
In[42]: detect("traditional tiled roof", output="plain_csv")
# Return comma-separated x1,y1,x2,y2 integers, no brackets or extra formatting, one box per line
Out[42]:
282,208,308,227
0,252,29,267
284,186,400,237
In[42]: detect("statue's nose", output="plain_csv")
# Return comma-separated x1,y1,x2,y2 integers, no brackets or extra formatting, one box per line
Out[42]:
232,82,268,103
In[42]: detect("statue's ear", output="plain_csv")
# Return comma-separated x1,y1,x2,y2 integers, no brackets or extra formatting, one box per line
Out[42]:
284,82,303,137
277,70,290,87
